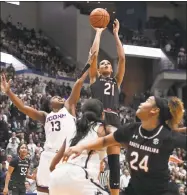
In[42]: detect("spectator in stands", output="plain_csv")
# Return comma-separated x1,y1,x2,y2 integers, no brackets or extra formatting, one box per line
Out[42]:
6,137,18,156
120,169,131,191
9,132,20,144
4,154,12,169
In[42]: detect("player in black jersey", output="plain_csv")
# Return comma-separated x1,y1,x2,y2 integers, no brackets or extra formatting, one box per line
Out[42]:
89,19,125,195
63,96,186,195
3,143,35,195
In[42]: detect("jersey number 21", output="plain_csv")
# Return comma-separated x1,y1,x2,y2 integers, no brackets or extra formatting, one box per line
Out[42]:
104,83,114,96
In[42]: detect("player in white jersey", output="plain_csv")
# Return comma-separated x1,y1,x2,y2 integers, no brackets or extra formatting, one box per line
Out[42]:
49,99,113,195
1,50,96,195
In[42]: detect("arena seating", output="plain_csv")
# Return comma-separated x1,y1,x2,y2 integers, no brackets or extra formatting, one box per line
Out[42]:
0,18,77,78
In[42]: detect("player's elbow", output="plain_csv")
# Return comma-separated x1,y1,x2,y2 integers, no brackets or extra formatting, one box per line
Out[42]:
119,56,125,63
76,78,84,85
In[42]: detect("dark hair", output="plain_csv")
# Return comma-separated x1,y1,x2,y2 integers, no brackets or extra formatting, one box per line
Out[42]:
70,99,104,146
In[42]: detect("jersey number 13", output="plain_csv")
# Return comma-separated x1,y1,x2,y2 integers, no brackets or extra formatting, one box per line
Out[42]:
51,121,61,131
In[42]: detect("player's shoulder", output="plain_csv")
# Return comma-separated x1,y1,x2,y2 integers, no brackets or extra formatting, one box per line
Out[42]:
9,156,19,167
113,122,140,143
122,122,141,131
12,156,19,162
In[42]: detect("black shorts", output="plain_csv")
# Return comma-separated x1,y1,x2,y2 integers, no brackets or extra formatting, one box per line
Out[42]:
122,185,179,195
104,112,121,128
9,183,26,195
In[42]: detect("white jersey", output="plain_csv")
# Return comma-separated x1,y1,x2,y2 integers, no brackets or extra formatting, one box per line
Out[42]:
68,122,107,180
44,107,76,151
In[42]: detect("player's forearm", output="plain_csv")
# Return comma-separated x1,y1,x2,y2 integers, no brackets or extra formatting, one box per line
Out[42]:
114,33,125,60
91,31,102,55
110,189,119,195
174,127,187,133
4,173,11,188
6,90,25,111
50,141,66,172
82,134,117,151
26,174,33,179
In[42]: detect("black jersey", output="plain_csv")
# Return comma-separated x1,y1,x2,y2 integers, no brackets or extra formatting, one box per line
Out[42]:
90,76,119,112
9,156,30,184
113,123,186,195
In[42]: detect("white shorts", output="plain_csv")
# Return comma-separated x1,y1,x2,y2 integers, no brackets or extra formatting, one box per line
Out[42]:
36,150,57,188
49,163,109,195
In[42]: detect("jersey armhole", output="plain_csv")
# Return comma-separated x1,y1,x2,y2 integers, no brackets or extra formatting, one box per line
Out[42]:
40,111,48,124
89,73,100,86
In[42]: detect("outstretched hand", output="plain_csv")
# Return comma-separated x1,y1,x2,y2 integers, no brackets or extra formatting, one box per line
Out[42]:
1,74,11,94
62,146,84,162
113,19,120,34
93,27,106,33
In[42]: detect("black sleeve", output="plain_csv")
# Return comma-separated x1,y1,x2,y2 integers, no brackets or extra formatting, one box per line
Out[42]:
113,123,139,144
9,157,18,168
172,131,187,150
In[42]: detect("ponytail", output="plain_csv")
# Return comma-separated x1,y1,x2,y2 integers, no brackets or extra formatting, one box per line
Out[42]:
70,111,104,146
167,97,184,129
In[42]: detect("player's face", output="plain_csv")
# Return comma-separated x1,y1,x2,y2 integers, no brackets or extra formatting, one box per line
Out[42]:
50,96,65,110
98,60,113,76
19,144,28,157
136,96,159,120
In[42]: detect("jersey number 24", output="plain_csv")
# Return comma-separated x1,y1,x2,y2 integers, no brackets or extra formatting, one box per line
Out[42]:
104,83,114,96
130,151,149,172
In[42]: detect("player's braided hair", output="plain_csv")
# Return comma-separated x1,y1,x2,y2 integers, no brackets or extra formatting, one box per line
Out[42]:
70,99,105,146
155,96,184,129
167,97,184,129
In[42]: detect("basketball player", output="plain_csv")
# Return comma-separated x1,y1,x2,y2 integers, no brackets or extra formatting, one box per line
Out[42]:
89,19,125,195
3,143,35,195
0,50,96,195
49,99,112,195
63,96,186,195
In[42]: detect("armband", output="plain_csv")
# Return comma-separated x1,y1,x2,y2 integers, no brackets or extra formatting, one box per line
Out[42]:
108,154,120,189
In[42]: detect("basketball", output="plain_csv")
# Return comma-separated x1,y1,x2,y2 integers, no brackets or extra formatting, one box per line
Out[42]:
89,8,110,28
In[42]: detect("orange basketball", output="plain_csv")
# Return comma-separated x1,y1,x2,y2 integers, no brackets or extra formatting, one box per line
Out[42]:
89,8,110,28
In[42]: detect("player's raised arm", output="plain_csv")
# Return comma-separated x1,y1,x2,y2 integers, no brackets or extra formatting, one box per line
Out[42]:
89,28,105,84
65,50,96,116
113,19,126,87
1,74,47,123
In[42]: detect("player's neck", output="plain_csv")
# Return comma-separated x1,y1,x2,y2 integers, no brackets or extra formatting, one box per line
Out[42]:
19,155,26,160
52,108,60,112
101,74,110,78
141,120,160,131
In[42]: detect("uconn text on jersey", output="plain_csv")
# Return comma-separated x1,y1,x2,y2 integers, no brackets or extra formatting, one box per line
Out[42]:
46,114,67,123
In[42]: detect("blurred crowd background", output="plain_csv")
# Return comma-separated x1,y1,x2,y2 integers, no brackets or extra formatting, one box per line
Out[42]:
0,1,186,195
